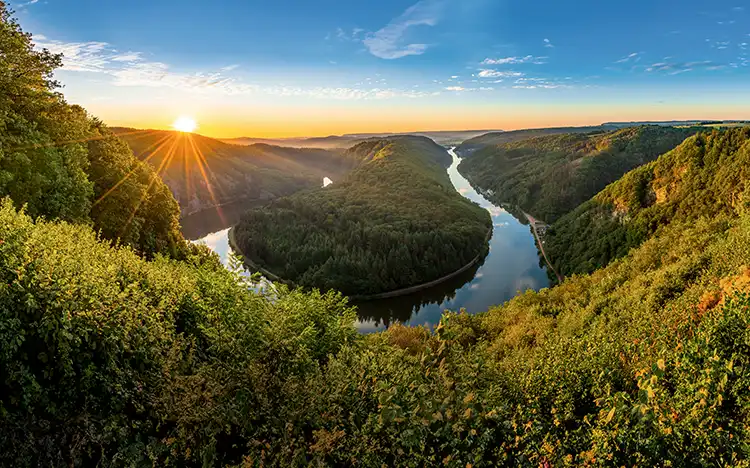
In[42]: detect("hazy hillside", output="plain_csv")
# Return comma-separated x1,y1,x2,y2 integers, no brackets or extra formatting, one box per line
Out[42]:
455,125,612,156
113,128,358,216
458,126,699,222
545,127,750,277
232,136,491,296
224,129,502,149
222,134,362,149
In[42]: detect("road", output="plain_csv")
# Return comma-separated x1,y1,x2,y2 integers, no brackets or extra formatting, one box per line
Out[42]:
523,212,563,284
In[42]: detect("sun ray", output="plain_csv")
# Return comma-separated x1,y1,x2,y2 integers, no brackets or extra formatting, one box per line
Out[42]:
119,135,181,239
93,132,174,207
186,133,227,226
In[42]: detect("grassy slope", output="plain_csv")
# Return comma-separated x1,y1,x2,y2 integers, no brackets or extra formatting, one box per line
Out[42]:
545,127,750,278
112,128,357,216
233,136,492,296
458,126,699,222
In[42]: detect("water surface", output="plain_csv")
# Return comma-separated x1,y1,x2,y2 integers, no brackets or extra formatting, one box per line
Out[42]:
188,149,550,333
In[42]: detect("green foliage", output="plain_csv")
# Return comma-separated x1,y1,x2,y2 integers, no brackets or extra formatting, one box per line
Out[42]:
0,199,358,466
233,136,492,296
459,126,698,222
547,127,750,277
0,3,185,257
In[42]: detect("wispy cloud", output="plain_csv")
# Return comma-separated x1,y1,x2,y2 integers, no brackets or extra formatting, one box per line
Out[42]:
615,52,642,63
543,38,554,48
646,60,725,74
444,86,494,92
481,55,547,65
17,0,39,7
111,52,143,62
363,0,445,59
35,39,112,72
512,76,571,89
35,36,434,100
478,69,524,78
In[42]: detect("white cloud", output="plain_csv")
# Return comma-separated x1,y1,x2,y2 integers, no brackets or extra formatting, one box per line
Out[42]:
615,52,641,63
645,60,724,74
481,55,547,65
543,38,554,48
444,86,494,92
363,0,444,59
478,69,524,78
35,36,437,101
111,52,143,62
35,39,111,72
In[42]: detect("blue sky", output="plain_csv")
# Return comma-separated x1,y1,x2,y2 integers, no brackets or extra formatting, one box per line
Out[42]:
12,0,750,137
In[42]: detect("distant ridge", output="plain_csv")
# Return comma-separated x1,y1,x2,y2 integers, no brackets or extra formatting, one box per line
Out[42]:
603,119,750,128
222,129,503,149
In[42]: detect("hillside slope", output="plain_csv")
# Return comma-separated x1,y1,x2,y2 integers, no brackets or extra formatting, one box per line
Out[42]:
113,128,357,216
233,136,492,296
458,126,698,222
455,125,612,156
546,127,750,277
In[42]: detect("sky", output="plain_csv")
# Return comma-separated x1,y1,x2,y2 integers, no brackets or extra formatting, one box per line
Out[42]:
11,0,750,138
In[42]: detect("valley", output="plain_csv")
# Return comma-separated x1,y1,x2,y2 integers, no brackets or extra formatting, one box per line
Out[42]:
5,2,750,465
188,147,549,332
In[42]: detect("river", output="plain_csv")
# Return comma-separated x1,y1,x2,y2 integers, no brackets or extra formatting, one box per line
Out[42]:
185,147,550,333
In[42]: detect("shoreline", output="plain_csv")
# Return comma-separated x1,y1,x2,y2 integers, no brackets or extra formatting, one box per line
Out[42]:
228,226,492,301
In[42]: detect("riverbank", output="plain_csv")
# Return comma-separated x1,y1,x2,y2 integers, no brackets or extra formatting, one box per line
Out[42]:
523,212,563,283
228,225,492,301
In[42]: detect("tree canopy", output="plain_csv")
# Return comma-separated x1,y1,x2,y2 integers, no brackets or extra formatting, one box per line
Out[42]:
458,126,699,222
232,137,492,296
0,2,184,257
545,127,750,277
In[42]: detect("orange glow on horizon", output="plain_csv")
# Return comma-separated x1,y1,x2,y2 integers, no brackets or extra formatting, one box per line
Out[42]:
89,100,750,140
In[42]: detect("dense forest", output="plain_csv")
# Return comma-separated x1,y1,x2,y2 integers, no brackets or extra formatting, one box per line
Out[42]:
458,126,699,222
114,128,360,216
545,127,750,277
232,137,492,296
4,5,750,466
455,125,612,156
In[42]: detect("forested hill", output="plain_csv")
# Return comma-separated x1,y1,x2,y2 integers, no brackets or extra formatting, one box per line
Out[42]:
458,126,699,222
232,136,492,296
455,125,611,156
0,11,184,258
112,128,358,216
545,127,750,277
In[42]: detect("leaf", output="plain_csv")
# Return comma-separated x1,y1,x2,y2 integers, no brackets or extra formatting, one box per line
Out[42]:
605,407,616,423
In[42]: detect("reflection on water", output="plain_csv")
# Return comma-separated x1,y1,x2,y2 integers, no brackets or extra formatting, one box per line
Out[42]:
188,163,549,334
181,199,265,241
354,148,549,333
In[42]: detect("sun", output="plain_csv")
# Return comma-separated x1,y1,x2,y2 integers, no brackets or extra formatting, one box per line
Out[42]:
172,116,197,133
